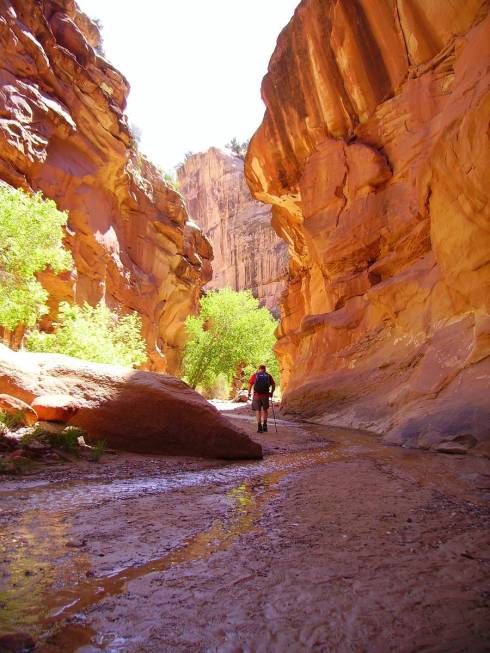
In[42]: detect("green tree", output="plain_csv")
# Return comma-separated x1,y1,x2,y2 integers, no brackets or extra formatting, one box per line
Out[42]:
157,166,180,191
26,302,147,368
182,289,279,392
0,186,72,331
225,137,250,160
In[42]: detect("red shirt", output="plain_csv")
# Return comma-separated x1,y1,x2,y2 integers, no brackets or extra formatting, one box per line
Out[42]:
249,373,275,398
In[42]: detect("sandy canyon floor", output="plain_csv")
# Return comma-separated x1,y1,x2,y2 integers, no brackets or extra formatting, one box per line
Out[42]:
0,404,489,653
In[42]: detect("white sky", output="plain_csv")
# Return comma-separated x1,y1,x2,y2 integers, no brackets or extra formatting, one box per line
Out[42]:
77,0,298,171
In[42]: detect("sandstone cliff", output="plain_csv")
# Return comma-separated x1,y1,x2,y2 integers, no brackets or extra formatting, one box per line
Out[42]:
0,0,212,373
178,148,287,315
245,0,490,451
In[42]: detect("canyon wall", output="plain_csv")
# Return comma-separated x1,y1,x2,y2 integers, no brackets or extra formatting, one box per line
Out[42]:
178,148,287,315
0,0,212,373
245,0,490,451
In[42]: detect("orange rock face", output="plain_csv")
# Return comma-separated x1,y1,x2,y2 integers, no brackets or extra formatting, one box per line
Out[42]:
0,0,212,374
245,0,490,449
178,148,288,315
31,394,78,422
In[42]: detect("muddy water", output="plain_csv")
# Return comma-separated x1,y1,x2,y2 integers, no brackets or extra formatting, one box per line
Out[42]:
1,416,489,652
1,448,335,649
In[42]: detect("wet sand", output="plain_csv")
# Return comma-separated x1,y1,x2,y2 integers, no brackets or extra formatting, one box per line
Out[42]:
0,404,489,652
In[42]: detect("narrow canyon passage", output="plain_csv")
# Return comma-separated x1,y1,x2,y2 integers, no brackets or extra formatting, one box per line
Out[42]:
1,412,489,653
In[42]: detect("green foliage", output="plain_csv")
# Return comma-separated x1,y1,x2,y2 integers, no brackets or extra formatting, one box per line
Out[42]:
21,426,49,445
129,121,142,146
225,137,250,160
157,166,180,191
91,17,105,56
26,301,147,368
89,439,106,462
0,186,73,330
198,373,231,400
56,426,84,451
182,289,279,393
0,410,25,431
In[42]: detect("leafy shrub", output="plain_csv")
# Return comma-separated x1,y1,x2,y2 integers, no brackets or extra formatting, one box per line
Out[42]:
182,289,279,394
89,439,106,462
0,410,25,431
50,426,85,452
21,425,50,445
129,121,142,146
26,301,147,367
0,186,73,330
157,167,180,191
225,137,250,160
198,373,231,400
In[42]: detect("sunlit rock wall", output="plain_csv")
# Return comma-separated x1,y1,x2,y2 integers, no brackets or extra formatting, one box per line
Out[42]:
0,0,212,373
178,148,287,316
245,0,490,451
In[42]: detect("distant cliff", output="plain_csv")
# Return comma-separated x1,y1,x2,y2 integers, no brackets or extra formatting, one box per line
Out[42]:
0,0,211,373
245,0,490,452
177,148,287,316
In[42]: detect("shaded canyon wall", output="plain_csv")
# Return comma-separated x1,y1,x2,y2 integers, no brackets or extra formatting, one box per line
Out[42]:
0,0,212,373
245,0,490,450
178,148,287,315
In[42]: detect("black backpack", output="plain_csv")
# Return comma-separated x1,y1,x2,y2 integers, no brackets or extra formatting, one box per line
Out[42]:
254,372,270,394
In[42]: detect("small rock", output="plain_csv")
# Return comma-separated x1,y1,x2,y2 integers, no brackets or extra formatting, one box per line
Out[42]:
65,538,87,549
0,631,35,653
23,439,50,455
434,441,468,455
37,421,65,434
6,450,28,461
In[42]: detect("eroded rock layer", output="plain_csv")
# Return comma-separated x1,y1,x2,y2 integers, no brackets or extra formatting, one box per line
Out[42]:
245,0,490,451
178,148,287,315
0,0,212,373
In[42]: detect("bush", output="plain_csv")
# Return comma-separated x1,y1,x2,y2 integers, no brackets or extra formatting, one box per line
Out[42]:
182,289,279,394
0,186,73,330
55,426,84,451
225,137,250,160
21,425,49,445
26,301,147,367
0,410,24,431
89,439,106,462
198,373,231,400
157,166,180,191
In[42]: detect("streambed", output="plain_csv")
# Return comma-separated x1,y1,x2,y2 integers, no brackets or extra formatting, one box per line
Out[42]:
1,407,489,652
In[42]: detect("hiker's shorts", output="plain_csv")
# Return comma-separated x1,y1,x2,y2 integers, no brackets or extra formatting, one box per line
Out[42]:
252,396,270,411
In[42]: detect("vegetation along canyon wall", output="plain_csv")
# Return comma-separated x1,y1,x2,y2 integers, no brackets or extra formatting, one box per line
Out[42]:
245,0,490,451
0,0,212,373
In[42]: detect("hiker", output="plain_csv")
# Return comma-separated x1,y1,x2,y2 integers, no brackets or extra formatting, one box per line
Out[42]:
248,364,276,433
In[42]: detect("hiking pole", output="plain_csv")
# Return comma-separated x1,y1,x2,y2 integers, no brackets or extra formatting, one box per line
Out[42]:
270,397,278,433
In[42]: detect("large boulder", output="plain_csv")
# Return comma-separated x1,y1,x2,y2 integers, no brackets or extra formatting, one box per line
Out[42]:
0,346,262,460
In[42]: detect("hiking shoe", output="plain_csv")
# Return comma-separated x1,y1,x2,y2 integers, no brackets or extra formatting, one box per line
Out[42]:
262,422,268,432
257,424,263,433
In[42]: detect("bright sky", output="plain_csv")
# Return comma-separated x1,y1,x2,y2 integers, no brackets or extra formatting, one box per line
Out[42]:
77,1,298,171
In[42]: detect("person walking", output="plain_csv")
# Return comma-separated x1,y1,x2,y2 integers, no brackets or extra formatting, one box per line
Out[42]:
248,364,276,433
